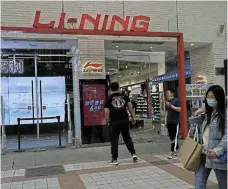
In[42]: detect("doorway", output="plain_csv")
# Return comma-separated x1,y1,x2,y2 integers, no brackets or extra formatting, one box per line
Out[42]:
1,40,76,150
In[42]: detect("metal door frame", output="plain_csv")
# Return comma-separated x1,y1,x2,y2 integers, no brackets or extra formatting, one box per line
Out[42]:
1,53,74,149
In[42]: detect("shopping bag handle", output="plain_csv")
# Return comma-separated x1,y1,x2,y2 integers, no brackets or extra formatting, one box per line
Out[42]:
188,125,199,142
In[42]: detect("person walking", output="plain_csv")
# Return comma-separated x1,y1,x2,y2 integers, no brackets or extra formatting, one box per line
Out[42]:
104,82,138,165
191,85,227,189
165,89,181,159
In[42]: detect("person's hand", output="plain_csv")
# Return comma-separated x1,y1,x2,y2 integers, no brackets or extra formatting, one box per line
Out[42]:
206,150,217,159
193,108,205,116
131,118,136,125
193,110,200,116
165,101,171,107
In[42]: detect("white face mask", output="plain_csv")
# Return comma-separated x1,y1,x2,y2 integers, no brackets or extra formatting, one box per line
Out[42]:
206,98,217,108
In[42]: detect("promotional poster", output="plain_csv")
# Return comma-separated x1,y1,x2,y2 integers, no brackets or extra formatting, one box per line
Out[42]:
82,84,106,126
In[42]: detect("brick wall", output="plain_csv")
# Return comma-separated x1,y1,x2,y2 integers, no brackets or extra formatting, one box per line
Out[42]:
78,37,106,79
1,1,227,85
213,41,227,89
190,44,214,84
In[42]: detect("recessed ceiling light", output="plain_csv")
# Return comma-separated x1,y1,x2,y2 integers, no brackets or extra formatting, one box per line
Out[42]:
190,43,194,46
125,65,128,68
116,45,119,48
150,46,153,49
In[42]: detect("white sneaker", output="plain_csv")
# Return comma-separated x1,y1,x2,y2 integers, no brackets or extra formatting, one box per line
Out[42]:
167,152,174,159
110,159,119,165
132,154,138,162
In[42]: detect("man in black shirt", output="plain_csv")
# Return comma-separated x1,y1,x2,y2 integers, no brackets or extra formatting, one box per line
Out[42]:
105,82,138,165
165,89,181,159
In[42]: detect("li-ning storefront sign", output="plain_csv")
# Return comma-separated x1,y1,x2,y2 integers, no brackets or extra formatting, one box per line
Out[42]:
83,62,104,73
33,11,150,32
80,61,105,80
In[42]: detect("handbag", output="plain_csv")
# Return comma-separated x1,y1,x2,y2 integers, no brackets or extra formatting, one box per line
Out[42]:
178,126,203,172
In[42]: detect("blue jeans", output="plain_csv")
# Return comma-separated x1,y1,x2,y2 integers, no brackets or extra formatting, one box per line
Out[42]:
195,157,227,189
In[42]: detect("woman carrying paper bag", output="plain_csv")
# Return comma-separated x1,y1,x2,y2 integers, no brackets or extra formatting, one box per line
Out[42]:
188,85,227,189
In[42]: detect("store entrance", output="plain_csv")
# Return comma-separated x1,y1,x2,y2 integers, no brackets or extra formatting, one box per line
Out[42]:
1,40,76,150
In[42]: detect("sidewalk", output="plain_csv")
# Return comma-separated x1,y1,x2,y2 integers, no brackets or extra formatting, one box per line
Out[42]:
1,138,170,171
1,140,219,189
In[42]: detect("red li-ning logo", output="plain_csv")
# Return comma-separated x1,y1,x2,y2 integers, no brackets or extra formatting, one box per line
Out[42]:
33,11,150,32
83,62,103,73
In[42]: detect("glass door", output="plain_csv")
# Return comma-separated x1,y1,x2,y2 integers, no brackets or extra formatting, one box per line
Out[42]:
36,46,72,148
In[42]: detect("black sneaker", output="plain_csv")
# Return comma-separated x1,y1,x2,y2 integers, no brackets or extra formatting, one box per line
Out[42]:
110,159,119,165
132,154,138,162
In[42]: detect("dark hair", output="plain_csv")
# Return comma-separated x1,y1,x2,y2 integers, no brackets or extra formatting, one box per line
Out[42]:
167,88,176,94
110,82,119,91
205,85,226,136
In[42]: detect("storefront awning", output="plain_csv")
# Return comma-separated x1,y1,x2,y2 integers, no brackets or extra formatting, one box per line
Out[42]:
152,70,191,82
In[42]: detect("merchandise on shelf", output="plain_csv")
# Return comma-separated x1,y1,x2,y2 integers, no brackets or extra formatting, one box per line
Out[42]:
186,84,212,113
135,94,148,118
150,83,160,120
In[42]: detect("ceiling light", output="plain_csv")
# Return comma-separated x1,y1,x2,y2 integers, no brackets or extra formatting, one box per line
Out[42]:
125,65,128,68
107,72,110,75
116,45,119,48
150,46,153,49
190,43,194,46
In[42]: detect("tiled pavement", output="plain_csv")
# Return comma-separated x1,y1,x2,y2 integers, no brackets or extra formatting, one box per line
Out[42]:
1,154,218,189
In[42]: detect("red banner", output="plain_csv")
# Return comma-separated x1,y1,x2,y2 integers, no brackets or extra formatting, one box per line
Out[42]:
82,84,106,126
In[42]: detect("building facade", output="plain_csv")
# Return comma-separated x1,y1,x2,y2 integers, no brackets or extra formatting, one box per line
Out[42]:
1,1,227,148
1,1,227,87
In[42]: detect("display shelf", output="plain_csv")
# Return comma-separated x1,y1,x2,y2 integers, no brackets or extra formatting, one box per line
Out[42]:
150,83,160,118
135,94,149,118
186,96,205,99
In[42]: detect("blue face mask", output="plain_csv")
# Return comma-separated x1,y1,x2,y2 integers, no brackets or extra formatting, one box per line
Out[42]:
206,98,217,108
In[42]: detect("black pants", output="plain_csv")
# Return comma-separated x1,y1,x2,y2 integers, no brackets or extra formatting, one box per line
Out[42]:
109,120,136,160
167,122,180,152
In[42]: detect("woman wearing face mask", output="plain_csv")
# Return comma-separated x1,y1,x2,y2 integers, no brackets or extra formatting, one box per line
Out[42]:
191,85,227,189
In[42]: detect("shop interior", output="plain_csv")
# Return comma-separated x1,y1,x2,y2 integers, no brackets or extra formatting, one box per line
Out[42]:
1,37,210,150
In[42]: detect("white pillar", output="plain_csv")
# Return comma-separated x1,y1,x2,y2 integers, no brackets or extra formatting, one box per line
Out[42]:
72,49,82,148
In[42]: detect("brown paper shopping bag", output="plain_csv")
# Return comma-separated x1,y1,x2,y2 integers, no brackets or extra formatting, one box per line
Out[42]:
178,126,203,172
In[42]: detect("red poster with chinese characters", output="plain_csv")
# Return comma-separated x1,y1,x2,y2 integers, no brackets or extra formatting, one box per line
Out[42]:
82,84,106,126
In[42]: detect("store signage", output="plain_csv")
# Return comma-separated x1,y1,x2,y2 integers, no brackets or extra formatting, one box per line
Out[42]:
33,11,150,32
1,60,24,74
83,62,104,73
152,70,191,82
82,84,106,126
